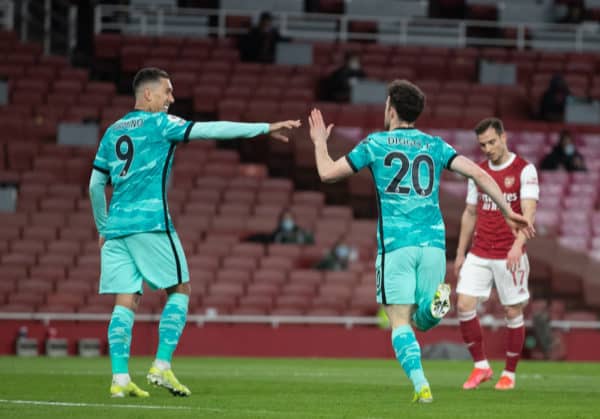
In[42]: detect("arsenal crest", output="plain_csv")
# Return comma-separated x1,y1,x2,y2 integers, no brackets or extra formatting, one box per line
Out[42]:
504,176,515,188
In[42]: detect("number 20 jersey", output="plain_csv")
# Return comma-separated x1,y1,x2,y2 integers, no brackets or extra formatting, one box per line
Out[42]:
345,128,457,254
92,110,193,239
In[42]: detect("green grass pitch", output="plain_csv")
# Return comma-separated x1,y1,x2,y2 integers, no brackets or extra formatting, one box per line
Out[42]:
0,356,597,418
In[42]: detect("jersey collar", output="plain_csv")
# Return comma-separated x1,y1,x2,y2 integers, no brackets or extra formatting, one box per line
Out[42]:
488,153,516,171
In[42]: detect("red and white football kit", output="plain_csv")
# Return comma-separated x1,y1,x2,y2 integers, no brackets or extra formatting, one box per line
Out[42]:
457,153,539,305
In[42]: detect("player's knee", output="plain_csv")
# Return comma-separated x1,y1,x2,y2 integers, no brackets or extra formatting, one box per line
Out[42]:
504,304,523,319
166,282,191,296
114,293,140,312
456,295,477,314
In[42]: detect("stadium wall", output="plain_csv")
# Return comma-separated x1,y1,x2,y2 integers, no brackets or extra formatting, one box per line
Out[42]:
1,320,599,361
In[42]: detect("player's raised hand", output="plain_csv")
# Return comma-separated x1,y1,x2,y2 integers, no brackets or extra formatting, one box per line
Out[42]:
308,108,334,144
453,253,465,277
268,120,301,143
503,210,535,239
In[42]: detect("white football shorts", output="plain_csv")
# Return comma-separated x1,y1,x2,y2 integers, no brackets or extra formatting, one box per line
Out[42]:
456,252,530,306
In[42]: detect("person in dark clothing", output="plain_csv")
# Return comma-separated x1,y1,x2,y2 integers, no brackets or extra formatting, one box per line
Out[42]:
314,242,358,271
539,75,570,122
246,209,314,244
239,12,285,63
271,209,314,244
321,52,367,102
557,0,586,24
540,130,586,172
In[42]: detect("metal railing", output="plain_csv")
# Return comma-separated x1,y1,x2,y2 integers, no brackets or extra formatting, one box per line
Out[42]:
94,3,600,52
1,312,599,331
16,0,77,55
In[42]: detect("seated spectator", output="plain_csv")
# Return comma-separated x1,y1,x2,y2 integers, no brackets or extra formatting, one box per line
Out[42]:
314,242,358,271
239,12,285,63
246,209,314,244
320,52,366,102
272,210,314,244
556,0,586,23
539,75,570,122
540,130,586,172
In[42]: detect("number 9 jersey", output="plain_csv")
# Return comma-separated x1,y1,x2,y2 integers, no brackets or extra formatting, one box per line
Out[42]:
92,110,194,239
345,128,457,254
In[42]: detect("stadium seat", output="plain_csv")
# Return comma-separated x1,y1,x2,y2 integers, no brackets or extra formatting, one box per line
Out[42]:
260,256,296,271
246,281,281,298
222,256,258,271
281,282,317,298
274,295,311,312
216,269,252,285
200,294,237,314
10,239,46,256
8,292,45,307
237,295,273,312
252,269,288,286
55,280,95,295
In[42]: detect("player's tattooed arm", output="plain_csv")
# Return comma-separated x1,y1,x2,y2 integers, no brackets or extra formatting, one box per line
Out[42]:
308,108,355,183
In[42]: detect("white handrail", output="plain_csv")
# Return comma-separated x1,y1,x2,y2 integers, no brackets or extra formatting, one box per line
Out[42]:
93,4,600,52
1,312,599,330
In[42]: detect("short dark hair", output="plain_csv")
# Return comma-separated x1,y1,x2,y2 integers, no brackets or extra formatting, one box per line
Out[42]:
132,67,169,95
474,117,504,136
259,11,272,23
387,80,425,123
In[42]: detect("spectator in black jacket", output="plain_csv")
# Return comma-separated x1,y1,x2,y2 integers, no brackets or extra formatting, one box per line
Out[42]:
239,12,285,63
320,52,367,102
539,75,570,122
271,209,314,244
540,130,586,172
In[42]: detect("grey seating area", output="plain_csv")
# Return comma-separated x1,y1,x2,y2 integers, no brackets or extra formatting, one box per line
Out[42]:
345,0,428,18
221,0,304,13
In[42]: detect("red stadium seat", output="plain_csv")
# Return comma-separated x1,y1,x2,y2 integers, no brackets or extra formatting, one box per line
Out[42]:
10,239,46,256
200,295,237,314
268,244,302,259
222,255,258,271
8,291,45,307
2,251,37,267
18,279,55,294
274,295,310,312
252,269,287,286
216,269,252,285
237,295,273,314
280,282,317,298
260,255,296,271
55,280,95,295
0,303,37,313
246,281,281,298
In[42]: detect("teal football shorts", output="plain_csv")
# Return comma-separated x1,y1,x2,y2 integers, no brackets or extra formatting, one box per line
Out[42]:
376,246,446,306
99,231,189,294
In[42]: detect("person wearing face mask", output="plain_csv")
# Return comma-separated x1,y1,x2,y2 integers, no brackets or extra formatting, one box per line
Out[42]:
271,210,314,244
315,242,359,271
540,130,586,172
320,52,367,102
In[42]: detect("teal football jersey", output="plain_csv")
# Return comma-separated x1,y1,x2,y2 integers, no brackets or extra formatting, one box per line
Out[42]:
346,128,457,254
93,110,193,239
